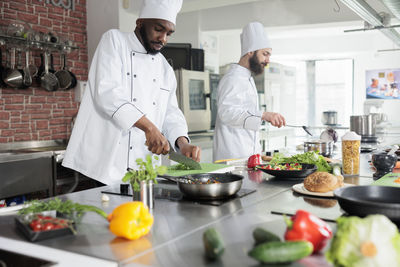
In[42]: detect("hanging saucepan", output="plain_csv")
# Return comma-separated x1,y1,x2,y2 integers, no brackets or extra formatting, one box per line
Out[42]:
63,53,77,90
3,47,23,88
55,53,73,90
16,49,29,89
40,52,59,92
0,47,6,87
159,173,244,200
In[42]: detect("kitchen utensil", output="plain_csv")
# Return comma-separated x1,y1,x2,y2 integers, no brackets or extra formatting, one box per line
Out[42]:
158,172,243,200
168,142,202,170
304,140,333,157
3,47,23,88
371,151,397,179
286,125,313,136
322,111,338,125
350,115,376,137
22,50,32,87
40,52,59,92
388,145,399,155
256,163,317,179
334,185,400,222
62,53,77,90
27,50,38,77
55,53,73,90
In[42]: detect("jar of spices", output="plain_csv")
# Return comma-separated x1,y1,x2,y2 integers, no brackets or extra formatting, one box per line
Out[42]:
341,131,361,176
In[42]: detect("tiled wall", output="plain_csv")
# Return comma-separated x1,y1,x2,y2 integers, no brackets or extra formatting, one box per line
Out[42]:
0,0,88,142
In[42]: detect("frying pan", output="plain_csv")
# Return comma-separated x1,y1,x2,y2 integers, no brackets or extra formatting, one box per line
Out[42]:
55,53,73,90
159,173,244,200
334,185,400,222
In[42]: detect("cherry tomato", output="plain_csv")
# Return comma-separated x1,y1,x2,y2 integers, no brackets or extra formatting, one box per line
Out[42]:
30,220,43,232
43,222,55,231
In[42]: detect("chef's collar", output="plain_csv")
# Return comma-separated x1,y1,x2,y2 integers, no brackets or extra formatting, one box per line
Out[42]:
231,63,252,78
131,31,148,54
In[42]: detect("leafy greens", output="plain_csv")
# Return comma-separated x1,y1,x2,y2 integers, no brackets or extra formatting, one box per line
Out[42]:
270,151,332,172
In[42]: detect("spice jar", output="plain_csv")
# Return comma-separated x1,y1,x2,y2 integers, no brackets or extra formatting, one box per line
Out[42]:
341,131,361,176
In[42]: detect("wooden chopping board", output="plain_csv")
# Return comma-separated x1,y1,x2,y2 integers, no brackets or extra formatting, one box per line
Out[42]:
166,163,235,177
372,173,400,187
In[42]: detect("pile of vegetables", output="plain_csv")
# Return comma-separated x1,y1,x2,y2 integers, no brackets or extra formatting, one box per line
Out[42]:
270,151,332,172
259,163,302,171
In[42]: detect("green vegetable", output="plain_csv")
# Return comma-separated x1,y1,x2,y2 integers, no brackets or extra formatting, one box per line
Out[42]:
122,155,167,192
326,215,400,267
331,163,342,176
252,227,281,245
203,228,225,260
168,163,194,170
248,241,313,264
18,198,108,220
270,151,332,172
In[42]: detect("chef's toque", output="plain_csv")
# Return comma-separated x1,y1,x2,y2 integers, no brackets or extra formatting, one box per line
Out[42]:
240,22,271,57
139,0,183,25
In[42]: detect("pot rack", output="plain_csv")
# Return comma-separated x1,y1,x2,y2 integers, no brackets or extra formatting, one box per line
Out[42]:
0,33,79,53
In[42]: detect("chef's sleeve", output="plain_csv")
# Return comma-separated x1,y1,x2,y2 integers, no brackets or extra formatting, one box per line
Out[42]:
162,71,190,149
90,30,144,131
217,80,262,131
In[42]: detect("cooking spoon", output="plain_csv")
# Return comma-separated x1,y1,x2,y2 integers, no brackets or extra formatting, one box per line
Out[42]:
286,124,313,136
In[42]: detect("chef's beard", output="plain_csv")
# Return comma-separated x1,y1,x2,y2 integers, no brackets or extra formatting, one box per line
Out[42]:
140,26,163,55
249,52,265,75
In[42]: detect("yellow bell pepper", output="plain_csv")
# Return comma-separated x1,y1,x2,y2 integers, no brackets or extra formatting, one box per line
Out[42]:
108,201,154,240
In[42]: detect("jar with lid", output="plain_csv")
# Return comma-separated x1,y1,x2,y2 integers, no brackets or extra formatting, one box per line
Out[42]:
341,131,361,176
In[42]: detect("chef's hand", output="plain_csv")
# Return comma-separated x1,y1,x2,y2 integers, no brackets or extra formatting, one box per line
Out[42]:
176,136,201,162
262,112,286,128
135,116,169,155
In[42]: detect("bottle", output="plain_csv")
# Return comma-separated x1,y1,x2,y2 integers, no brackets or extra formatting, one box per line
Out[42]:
341,131,361,176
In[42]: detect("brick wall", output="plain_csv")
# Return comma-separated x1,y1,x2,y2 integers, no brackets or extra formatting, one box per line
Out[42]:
0,0,87,143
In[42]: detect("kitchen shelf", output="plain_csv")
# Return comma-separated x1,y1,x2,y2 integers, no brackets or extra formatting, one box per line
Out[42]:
0,34,79,52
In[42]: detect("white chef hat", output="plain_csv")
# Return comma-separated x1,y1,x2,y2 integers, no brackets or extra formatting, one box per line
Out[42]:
240,22,271,57
139,0,183,25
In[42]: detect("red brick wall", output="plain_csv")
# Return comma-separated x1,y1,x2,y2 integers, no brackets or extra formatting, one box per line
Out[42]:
0,0,87,143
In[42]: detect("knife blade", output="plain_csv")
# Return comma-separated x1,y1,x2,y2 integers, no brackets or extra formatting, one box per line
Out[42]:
168,142,202,170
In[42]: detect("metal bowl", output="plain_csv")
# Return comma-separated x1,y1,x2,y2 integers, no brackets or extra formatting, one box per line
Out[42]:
304,140,333,157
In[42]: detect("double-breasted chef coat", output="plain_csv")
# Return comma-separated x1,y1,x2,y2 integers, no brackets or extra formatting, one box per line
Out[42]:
213,64,263,162
62,30,189,185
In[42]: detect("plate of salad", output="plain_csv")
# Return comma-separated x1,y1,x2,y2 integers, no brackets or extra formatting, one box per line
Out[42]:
256,163,317,179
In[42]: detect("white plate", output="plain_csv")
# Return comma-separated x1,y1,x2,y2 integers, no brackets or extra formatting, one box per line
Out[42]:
292,183,354,197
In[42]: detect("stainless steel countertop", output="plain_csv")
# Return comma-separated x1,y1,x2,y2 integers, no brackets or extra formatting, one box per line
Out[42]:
0,133,398,266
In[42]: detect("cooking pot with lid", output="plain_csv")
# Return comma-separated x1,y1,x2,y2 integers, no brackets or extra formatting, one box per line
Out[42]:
304,140,333,157
322,111,337,125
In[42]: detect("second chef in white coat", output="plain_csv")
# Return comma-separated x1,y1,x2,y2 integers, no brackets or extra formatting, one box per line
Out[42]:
63,0,201,185
213,22,286,162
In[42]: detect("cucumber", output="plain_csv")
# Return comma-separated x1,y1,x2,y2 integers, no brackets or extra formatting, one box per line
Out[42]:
248,241,313,264
203,228,225,260
252,227,280,245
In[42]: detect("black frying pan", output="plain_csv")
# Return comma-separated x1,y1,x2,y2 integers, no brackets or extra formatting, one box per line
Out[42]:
159,173,244,200
334,185,400,222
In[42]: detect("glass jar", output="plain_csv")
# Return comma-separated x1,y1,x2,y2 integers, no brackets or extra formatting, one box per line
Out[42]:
341,131,361,176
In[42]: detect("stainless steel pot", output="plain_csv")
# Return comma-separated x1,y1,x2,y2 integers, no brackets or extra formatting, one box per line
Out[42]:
350,115,376,136
304,140,333,157
159,173,243,200
322,111,337,125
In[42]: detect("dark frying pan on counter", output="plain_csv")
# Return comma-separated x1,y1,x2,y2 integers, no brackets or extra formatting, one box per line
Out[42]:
159,173,244,200
334,185,400,222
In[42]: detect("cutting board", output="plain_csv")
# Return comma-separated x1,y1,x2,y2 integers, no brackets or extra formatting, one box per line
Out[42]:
166,163,235,177
372,173,400,187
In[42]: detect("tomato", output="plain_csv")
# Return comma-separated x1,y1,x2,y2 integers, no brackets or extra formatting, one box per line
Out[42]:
43,222,55,231
30,220,43,232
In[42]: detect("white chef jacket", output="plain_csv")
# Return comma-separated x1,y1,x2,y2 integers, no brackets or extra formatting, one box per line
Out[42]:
62,30,188,185
213,64,263,161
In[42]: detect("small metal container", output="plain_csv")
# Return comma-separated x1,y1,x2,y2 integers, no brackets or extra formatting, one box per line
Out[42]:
131,180,154,209
304,140,333,157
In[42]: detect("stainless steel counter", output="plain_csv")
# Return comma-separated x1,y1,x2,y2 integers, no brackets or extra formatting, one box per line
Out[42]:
0,133,398,266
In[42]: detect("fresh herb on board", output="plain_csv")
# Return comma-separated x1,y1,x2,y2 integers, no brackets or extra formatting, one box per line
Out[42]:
18,198,108,220
122,155,167,192
168,163,194,170
270,151,332,172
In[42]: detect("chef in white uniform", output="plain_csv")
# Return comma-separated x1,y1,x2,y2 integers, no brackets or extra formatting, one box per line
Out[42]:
63,0,201,185
213,22,285,162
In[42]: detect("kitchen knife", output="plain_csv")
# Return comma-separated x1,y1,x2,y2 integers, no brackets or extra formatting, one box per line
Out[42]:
168,142,202,170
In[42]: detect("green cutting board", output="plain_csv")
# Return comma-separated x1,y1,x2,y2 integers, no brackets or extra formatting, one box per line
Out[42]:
372,173,400,187
166,163,233,177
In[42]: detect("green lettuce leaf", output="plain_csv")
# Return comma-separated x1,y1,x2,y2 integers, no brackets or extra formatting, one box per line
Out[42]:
326,215,400,267
270,151,332,172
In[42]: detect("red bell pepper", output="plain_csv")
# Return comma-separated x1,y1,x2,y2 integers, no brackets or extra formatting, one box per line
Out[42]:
284,210,332,253
247,154,261,169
